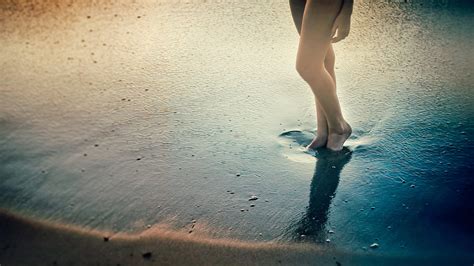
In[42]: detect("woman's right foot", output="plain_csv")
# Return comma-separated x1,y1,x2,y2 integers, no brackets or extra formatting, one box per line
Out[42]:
327,121,352,151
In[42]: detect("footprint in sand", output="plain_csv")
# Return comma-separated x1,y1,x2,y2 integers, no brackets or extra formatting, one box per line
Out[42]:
277,128,375,163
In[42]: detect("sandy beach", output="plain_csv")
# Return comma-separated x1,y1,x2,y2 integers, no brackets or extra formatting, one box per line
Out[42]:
1,0,473,265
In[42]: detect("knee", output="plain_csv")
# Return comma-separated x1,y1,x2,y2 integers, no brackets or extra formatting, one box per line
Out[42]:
295,59,324,82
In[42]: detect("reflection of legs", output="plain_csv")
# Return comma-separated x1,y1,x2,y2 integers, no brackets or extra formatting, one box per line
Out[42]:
296,0,351,151
293,148,352,240
310,45,336,149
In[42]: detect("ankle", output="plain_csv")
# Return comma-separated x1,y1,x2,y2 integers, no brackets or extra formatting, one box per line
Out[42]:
316,129,328,137
329,120,350,135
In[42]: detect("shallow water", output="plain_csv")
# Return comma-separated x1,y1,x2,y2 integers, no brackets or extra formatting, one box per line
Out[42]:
1,0,473,260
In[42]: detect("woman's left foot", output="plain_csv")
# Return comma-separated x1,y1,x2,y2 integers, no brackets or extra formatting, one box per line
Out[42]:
306,134,328,150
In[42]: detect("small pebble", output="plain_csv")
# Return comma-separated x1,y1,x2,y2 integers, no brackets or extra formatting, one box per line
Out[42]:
249,195,258,201
142,252,152,259
370,243,379,249
250,204,255,207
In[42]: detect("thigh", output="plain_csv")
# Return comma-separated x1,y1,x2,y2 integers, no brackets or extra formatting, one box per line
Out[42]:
298,0,343,65
289,0,306,35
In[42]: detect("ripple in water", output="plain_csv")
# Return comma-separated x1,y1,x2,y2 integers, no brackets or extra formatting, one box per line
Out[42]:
278,128,375,163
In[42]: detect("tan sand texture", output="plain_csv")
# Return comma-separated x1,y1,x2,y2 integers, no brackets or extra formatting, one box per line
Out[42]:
0,209,450,266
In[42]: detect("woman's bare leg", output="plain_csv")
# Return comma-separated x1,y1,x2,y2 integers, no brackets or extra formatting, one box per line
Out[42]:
290,0,338,149
296,0,351,151
309,45,336,149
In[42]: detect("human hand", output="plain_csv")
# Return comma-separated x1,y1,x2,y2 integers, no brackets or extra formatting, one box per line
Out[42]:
331,12,351,43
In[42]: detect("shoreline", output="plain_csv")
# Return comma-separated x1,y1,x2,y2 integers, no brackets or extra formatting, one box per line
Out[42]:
0,209,467,266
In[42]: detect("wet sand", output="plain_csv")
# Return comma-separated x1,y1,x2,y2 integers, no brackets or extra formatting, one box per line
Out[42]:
1,209,468,266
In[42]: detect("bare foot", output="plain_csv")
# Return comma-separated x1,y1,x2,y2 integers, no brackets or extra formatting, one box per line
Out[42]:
306,129,328,150
306,135,327,150
327,122,352,151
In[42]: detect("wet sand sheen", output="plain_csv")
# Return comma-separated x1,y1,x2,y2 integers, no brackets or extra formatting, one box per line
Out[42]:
0,209,466,266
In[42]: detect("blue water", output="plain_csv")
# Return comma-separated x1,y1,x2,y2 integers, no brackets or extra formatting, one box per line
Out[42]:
0,0,473,261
